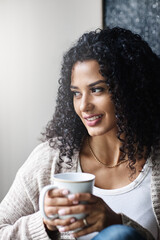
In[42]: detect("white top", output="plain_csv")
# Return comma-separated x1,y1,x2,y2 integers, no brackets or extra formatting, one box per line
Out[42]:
77,159,159,240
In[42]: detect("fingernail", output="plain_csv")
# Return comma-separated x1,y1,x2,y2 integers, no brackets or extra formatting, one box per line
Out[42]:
68,194,75,200
72,200,79,204
59,227,66,232
62,189,69,195
58,209,66,215
70,218,76,223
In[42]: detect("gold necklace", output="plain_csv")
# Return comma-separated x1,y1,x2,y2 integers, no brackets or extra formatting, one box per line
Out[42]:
87,137,128,168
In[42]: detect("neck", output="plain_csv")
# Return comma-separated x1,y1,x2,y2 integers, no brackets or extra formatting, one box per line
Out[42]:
88,133,123,166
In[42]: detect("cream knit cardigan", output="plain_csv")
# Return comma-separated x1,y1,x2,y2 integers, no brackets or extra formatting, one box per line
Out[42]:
0,141,159,240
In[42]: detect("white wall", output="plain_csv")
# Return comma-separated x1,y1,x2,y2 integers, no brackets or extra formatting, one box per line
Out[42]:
0,0,102,201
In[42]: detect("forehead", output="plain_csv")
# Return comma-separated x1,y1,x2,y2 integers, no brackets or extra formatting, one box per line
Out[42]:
71,60,104,84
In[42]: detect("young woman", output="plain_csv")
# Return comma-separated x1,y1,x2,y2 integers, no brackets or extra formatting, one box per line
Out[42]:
0,27,160,240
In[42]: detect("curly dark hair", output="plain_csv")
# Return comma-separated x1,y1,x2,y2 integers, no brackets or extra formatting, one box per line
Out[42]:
43,27,160,170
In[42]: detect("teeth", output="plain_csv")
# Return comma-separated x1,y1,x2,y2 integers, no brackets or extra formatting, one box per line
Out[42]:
87,115,102,121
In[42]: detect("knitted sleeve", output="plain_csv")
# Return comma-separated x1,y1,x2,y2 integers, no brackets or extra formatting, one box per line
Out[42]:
121,214,155,240
0,142,60,240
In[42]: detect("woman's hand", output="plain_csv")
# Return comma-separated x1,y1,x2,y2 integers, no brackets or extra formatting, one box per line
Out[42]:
57,193,122,238
43,188,78,231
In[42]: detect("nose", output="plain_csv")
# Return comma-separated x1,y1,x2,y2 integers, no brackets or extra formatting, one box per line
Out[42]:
80,94,93,112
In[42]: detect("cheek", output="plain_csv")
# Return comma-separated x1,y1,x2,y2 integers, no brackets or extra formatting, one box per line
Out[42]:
103,101,116,118
108,106,116,122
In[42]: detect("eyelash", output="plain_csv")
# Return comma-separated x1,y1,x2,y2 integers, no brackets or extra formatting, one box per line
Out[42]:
91,87,104,93
71,87,105,97
72,91,80,97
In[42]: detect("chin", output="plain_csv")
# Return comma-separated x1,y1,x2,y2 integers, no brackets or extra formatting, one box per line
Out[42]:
87,128,106,137
87,125,117,137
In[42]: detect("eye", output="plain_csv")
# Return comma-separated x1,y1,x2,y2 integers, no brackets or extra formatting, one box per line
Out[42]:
72,91,81,98
91,87,104,93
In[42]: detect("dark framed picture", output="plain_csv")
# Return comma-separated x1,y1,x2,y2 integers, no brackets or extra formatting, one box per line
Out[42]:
103,0,160,54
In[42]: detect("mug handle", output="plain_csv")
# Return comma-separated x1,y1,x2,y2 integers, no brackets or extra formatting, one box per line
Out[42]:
39,185,58,220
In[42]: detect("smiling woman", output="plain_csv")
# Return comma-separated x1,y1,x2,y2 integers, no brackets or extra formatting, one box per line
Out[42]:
70,60,117,137
0,27,160,240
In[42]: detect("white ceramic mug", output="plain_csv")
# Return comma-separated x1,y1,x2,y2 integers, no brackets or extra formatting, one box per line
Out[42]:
39,172,95,221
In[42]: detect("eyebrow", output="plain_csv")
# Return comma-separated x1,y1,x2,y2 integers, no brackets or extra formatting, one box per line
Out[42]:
70,80,106,89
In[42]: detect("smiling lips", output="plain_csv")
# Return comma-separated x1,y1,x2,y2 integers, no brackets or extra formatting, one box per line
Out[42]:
84,114,103,126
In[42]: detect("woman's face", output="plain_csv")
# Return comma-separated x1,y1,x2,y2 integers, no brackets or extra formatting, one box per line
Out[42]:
70,60,117,137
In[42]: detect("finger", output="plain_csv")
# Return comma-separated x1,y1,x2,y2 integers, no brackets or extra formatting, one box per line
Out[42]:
58,216,89,233
59,218,95,235
44,216,77,230
71,217,102,238
48,188,70,198
44,205,61,217
73,224,98,238
58,220,84,232
58,203,92,217
68,193,98,203
45,196,75,207
45,204,81,219
54,217,76,226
